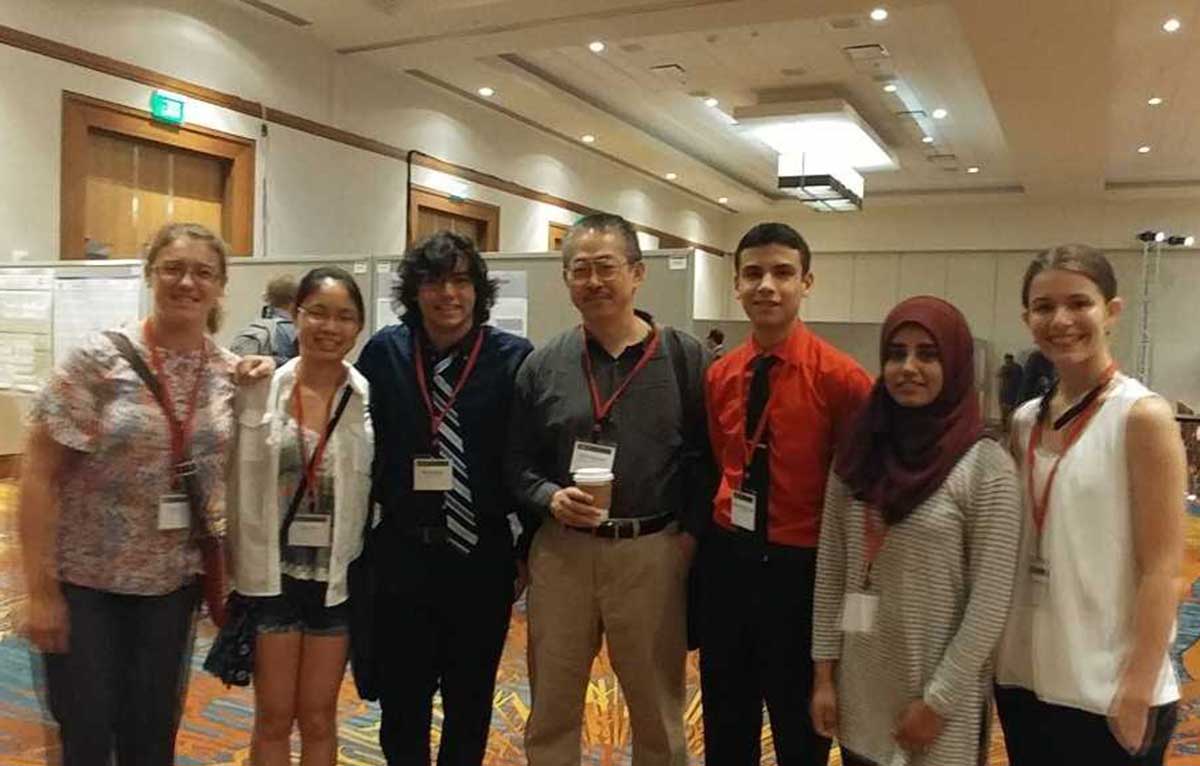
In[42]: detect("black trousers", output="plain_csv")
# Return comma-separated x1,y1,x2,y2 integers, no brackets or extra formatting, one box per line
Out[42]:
377,533,515,766
698,529,831,766
41,581,199,766
995,685,1178,766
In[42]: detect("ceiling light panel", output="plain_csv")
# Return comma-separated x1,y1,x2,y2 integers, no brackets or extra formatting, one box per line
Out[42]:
734,99,897,170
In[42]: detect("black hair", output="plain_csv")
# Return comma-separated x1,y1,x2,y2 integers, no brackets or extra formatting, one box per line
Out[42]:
294,266,366,324
733,222,812,274
395,230,498,325
1021,244,1117,308
707,328,725,344
561,213,643,266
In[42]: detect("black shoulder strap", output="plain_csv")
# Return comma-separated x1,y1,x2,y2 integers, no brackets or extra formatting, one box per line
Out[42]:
279,384,354,546
104,330,166,407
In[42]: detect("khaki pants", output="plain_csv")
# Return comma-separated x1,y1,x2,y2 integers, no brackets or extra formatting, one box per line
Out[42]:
525,520,689,766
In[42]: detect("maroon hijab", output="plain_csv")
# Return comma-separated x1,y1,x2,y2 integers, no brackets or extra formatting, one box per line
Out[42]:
834,296,984,525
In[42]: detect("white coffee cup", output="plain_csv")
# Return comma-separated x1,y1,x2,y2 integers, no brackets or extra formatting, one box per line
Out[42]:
572,467,613,522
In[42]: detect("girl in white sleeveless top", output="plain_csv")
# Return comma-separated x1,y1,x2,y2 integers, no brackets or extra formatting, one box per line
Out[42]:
995,244,1185,765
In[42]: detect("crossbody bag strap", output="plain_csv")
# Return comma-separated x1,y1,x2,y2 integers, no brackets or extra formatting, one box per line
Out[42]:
279,384,354,547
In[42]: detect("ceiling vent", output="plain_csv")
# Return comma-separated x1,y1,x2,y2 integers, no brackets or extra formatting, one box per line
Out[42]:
827,17,864,31
620,43,646,53
927,153,959,170
780,66,808,77
649,63,688,85
237,0,312,26
844,44,889,61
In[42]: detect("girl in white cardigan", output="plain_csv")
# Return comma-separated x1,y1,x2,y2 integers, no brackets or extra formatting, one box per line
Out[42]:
229,266,373,766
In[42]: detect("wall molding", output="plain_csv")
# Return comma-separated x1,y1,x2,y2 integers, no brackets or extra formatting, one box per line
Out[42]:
0,23,730,256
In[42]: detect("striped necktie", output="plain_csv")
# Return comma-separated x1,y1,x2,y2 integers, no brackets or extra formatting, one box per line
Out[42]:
433,353,478,554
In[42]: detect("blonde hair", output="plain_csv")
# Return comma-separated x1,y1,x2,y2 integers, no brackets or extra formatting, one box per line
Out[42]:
143,223,230,333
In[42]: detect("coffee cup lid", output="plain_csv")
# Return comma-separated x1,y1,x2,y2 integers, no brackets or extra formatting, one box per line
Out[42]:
573,467,613,482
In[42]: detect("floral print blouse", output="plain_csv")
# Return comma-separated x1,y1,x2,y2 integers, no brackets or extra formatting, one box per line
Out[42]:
31,324,238,596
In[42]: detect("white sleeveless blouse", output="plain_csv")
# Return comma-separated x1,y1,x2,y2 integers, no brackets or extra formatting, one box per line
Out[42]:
995,374,1179,714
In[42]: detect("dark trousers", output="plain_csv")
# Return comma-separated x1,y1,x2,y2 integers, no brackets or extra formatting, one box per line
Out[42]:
42,581,199,766
995,685,1178,766
698,529,831,766
377,533,515,766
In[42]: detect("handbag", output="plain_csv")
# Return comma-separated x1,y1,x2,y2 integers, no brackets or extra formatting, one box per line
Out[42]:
347,498,382,701
104,331,229,627
202,591,257,686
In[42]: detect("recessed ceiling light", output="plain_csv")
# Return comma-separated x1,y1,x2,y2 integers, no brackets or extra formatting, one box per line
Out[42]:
932,108,949,119
882,83,898,93
1148,96,1164,106
966,166,980,174
922,136,935,144
1138,145,1152,154
589,40,606,53
870,7,889,21
1163,18,1182,32
1155,231,1167,242
665,172,678,180
704,97,720,107
717,196,729,204
1186,235,1196,247
477,86,495,97
580,134,596,144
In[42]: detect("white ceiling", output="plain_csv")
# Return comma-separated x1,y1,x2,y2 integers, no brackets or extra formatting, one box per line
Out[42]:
227,0,1200,212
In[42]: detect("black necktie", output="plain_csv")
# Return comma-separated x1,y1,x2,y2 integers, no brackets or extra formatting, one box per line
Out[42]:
744,355,777,543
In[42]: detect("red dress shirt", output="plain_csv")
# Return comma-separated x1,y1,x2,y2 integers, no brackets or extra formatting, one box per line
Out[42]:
706,321,873,547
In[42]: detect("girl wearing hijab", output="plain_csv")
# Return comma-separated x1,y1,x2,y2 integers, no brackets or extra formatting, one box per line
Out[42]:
810,296,1022,766
994,245,1184,765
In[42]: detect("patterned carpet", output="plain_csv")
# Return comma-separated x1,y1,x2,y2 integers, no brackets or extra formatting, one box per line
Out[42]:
1,477,1200,765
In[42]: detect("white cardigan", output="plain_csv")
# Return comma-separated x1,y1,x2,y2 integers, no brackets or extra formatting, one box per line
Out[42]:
227,358,373,606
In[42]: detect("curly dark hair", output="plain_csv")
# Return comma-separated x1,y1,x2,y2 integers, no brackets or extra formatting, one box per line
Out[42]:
394,231,498,325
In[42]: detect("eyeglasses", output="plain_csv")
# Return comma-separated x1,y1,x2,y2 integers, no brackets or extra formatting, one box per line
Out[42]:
153,260,221,285
565,258,631,285
298,306,361,327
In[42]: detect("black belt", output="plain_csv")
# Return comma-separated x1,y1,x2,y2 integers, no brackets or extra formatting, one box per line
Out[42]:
567,512,674,540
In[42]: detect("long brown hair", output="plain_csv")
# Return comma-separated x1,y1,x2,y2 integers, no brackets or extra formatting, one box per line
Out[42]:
143,223,229,333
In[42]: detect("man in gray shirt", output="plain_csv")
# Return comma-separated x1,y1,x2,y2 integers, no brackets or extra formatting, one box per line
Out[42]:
507,213,711,766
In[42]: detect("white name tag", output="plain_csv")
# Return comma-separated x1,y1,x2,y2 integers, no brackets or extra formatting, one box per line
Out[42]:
157,493,191,531
569,440,617,473
841,593,879,634
413,457,453,491
288,514,332,547
731,489,757,531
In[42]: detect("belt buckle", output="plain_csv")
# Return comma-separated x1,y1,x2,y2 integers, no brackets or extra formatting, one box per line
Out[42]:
629,518,641,539
596,520,617,538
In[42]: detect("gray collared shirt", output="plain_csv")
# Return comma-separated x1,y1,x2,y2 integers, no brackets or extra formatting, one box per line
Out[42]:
506,312,713,533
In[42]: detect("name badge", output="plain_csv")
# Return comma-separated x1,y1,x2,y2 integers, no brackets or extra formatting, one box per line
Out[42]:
731,489,757,531
841,592,879,634
413,457,453,491
1027,554,1050,606
158,493,191,531
569,440,617,473
288,514,332,548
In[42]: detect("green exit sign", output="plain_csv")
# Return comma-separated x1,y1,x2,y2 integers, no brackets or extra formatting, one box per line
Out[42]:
150,91,185,125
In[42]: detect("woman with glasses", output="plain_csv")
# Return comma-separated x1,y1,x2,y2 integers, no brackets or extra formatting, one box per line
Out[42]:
810,296,1022,766
228,266,373,766
18,222,270,765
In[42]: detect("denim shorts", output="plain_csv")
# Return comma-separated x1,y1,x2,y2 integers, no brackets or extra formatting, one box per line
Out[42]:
254,575,350,637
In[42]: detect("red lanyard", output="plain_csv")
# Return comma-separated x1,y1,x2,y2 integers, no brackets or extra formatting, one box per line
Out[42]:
143,319,208,468
291,375,340,511
581,325,661,432
741,357,779,471
1025,365,1117,538
414,328,486,447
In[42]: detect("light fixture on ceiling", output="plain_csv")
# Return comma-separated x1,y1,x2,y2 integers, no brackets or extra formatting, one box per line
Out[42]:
665,172,678,180
1167,235,1195,246
776,152,865,212
589,40,606,53
477,86,495,97
733,98,897,171
1163,18,1182,32
580,134,596,143
932,108,949,119
882,83,898,93
922,135,935,144
1136,230,1158,242
1148,96,1164,106
1138,145,1152,154
717,196,729,204
870,7,889,21
966,166,980,174
704,97,720,107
